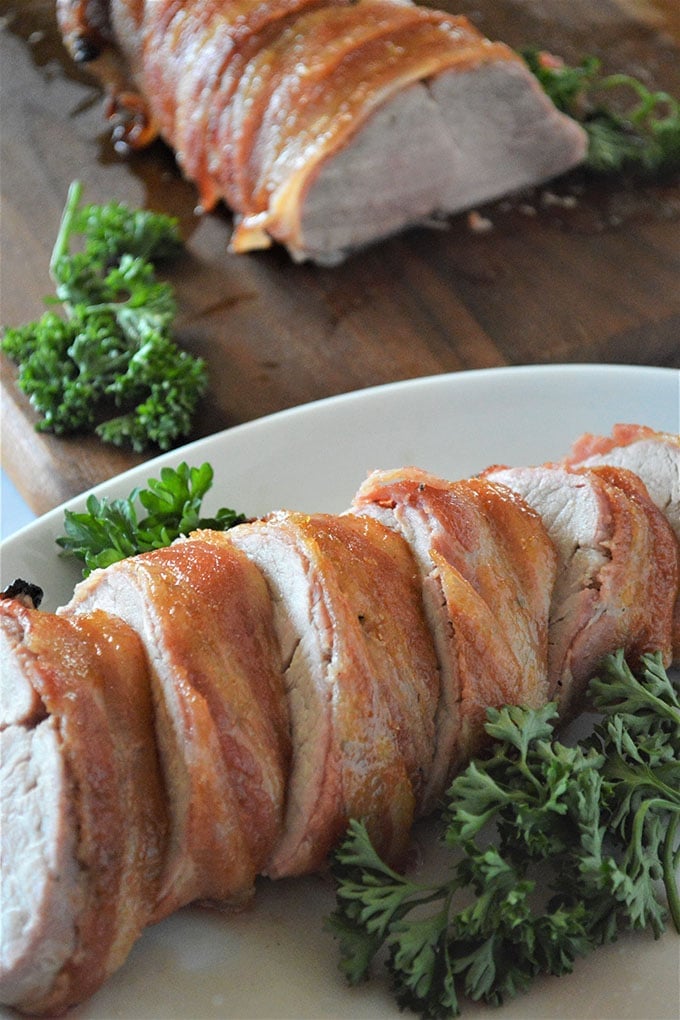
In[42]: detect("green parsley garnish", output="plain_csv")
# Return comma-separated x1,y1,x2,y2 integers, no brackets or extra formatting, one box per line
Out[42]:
1,180,208,451
327,650,680,1018
56,461,247,575
523,50,680,176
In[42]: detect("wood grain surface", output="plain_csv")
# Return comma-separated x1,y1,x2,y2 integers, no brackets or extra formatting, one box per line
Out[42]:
1,0,679,516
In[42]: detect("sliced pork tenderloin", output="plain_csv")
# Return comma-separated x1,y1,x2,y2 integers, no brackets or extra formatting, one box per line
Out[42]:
563,424,679,509
484,464,678,715
351,467,556,805
60,0,587,264
0,598,167,1016
562,424,680,660
60,534,291,920
587,463,679,661
226,510,439,876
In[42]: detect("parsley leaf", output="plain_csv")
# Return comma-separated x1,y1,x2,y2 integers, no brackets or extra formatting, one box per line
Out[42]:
523,50,680,177
328,651,680,1017
1,180,207,452
56,461,247,575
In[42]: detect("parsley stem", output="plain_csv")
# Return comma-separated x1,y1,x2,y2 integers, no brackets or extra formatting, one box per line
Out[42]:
50,179,83,283
595,74,678,126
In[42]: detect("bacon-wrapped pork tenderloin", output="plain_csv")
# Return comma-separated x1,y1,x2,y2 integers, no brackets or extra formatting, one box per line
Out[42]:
350,468,556,805
562,425,680,660
225,512,440,874
55,0,587,263
59,534,291,918
0,597,167,1016
484,464,678,714
2,429,679,1015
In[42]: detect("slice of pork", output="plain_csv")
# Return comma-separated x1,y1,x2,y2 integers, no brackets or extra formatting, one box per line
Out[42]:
563,424,680,660
226,510,439,876
0,721,80,1014
351,467,556,804
484,464,678,714
60,534,291,919
0,599,167,1016
563,425,680,541
288,56,587,264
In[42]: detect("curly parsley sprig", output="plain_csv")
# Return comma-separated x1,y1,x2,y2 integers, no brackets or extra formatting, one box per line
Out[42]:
56,461,247,575
327,651,680,1018
523,50,680,176
1,181,207,452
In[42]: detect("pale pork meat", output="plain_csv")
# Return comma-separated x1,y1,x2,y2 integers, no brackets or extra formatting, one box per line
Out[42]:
55,0,587,263
0,598,167,1016
60,534,291,917
484,464,678,714
351,468,556,802
226,511,440,874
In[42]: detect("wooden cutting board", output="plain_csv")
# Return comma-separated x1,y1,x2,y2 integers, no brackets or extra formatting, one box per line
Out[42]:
1,0,679,516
